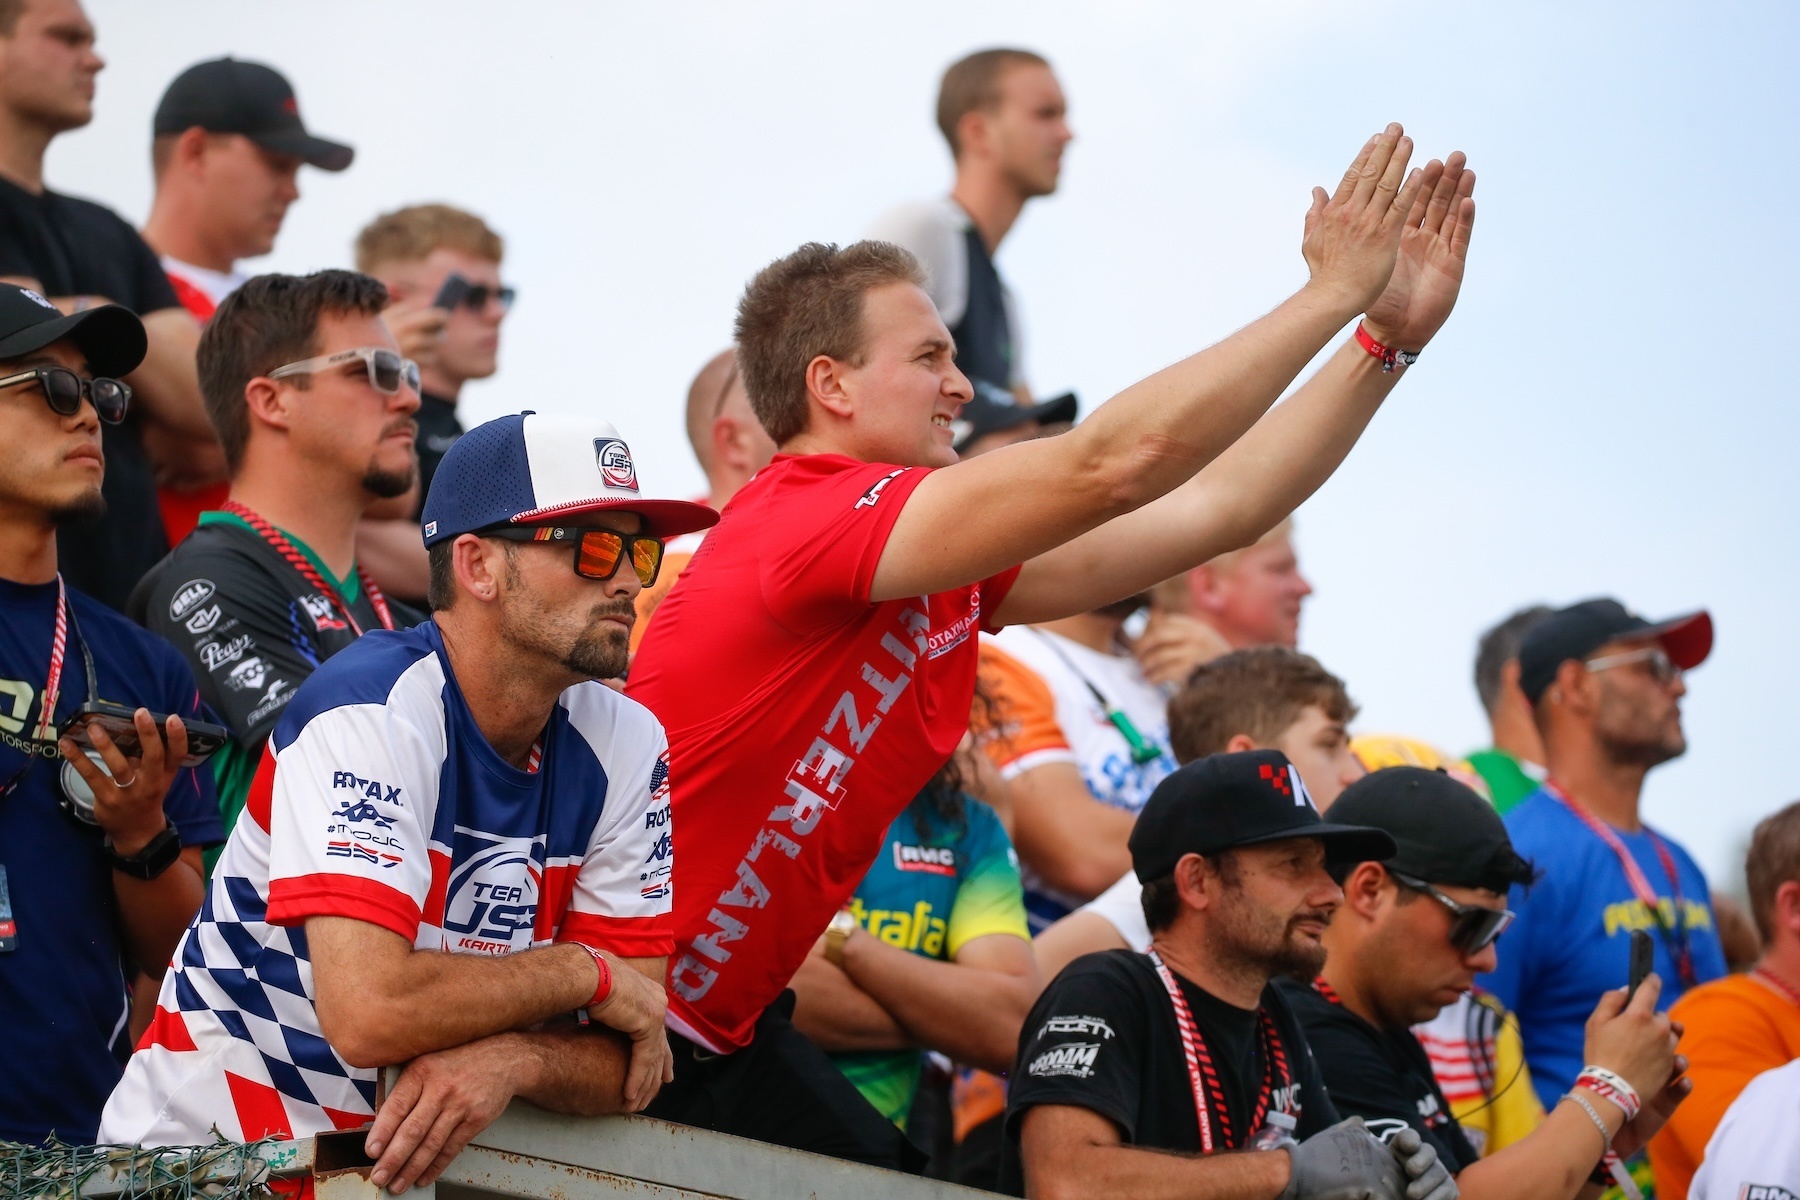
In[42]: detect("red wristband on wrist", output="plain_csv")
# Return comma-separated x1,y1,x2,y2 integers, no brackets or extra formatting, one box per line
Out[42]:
1354,322,1420,372
576,943,613,1008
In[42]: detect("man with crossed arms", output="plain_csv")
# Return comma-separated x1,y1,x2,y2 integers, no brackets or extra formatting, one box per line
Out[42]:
630,124,1477,1170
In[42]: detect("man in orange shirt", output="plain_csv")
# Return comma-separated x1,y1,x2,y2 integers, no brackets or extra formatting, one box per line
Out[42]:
1650,799,1800,1198
629,347,776,655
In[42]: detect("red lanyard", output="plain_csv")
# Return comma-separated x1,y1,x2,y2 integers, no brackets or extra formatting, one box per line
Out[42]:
32,575,70,741
1546,781,1696,988
223,502,394,636
1146,949,1289,1153
1754,968,1800,1009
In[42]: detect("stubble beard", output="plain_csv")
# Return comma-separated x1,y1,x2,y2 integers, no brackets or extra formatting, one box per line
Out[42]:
562,610,631,681
1215,898,1331,985
47,488,107,525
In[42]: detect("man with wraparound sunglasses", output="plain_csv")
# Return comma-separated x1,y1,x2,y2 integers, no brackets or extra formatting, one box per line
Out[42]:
1285,766,1690,1198
129,270,425,856
103,412,706,1195
0,283,223,1144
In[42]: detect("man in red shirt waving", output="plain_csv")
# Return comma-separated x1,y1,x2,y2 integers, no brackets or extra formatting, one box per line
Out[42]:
629,125,1476,1169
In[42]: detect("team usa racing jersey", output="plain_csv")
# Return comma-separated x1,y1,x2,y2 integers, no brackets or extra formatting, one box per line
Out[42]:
628,454,1020,1053
100,621,674,1145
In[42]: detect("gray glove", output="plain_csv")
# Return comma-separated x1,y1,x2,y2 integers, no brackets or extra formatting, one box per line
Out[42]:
1279,1118,1408,1200
1390,1127,1459,1200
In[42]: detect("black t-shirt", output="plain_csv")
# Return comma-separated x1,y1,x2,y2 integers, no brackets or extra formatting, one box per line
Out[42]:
1000,950,1338,1195
0,174,183,613
129,517,423,754
1277,979,1479,1174
413,391,464,518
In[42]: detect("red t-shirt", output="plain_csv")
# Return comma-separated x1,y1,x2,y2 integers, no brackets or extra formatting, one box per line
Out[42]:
628,454,1019,1051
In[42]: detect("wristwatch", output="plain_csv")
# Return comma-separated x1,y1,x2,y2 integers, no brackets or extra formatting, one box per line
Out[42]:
105,820,182,880
824,909,859,967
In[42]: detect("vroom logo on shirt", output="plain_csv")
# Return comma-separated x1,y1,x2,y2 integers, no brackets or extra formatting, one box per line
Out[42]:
1028,1041,1102,1079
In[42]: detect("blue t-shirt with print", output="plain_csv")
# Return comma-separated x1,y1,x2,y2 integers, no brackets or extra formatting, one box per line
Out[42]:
0,576,223,1144
1477,788,1726,1110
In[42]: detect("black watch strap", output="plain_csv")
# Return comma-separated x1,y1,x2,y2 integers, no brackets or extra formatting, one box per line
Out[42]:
106,820,182,880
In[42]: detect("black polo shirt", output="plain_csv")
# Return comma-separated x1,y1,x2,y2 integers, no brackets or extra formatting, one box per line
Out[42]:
0,174,182,612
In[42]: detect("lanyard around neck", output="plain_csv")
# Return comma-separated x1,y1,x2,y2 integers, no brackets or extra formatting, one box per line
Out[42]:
1145,948,1288,1153
222,501,395,636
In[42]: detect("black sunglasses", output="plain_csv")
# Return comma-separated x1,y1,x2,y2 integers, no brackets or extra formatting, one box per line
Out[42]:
1388,868,1515,955
481,525,664,587
0,366,131,424
453,284,516,313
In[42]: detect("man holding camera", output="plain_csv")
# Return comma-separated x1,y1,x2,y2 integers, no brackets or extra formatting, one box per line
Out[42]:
0,284,222,1144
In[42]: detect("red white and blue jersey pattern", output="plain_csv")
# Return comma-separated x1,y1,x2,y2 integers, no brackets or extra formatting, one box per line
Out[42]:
99,621,673,1145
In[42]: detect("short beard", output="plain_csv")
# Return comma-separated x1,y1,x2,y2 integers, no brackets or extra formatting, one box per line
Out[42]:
562,609,631,681
1598,727,1686,770
48,490,107,525
1213,895,1332,985
362,462,416,500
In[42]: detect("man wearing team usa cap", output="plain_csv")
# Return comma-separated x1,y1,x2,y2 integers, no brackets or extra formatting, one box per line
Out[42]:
103,414,715,1195
1288,767,1689,1199
1003,749,1459,1200
1476,597,1725,1150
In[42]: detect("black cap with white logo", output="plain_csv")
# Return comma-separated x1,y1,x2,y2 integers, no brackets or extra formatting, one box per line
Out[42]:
153,58,353,172
1128,749,1396,882
0,285,146,377
951,380,1078,454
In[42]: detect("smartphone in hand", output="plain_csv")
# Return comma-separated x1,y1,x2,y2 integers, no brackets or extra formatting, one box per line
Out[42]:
1626,928,1654,1003
431,273,471,311
57,701,228,767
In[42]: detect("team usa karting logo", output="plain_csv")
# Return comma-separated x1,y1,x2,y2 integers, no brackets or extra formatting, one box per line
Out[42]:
593,437,639,491
441,828,545,955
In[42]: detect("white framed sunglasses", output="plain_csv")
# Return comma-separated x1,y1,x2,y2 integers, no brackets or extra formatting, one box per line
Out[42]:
268,346,421,395
1584,644,1681,685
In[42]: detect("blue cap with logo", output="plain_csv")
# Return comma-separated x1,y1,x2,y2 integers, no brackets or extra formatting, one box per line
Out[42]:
420,412,719,546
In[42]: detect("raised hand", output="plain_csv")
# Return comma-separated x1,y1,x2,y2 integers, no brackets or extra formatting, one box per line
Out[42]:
1361,151,1476,351
1302,124,1428,316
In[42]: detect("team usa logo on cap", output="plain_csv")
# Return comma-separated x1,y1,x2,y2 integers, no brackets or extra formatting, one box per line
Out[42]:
594,438,639,490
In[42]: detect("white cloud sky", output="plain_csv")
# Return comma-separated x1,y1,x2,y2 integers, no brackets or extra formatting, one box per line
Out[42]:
59,0,1800,889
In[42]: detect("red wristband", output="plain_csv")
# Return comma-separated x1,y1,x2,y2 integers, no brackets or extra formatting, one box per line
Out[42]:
1354,322,1420,372
576,943,613,1008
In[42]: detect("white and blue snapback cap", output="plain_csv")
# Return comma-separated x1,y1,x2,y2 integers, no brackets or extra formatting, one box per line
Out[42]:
420,412,719,547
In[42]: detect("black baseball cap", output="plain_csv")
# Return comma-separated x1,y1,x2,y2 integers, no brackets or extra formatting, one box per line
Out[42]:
153,59,353,172
0,285,146,378
951,379,1078,454
1328,767,1535,895
1129,749,1396,882
1516,597,1713,703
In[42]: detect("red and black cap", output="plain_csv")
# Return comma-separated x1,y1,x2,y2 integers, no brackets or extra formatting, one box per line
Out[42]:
1129,748,1396,882
153,58,353,172
0,284,146,378
1516,597,1713,703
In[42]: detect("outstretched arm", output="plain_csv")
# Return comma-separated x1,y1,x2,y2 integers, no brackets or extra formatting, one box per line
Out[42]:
996,152,1475,625
870,126,1425,603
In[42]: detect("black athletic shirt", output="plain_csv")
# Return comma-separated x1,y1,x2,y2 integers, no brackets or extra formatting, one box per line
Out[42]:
0,175,182,612
128,514,421,845
413,390,464,517
1277,979,1480,1173
951,225,1015,391
1000,950,1337,1195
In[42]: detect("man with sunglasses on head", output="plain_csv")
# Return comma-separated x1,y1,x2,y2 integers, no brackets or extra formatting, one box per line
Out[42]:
130,270,425,855
1285,766,1689,1198
104,413,706,1191
353,205,514,604
0,284,223,1144
1475,600,1724,1132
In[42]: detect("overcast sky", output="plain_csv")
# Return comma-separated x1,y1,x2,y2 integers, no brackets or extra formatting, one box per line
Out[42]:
59,1,1798,891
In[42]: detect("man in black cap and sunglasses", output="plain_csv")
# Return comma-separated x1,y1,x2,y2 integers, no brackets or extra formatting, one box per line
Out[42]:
0,283,223,1144
129,270,424,858
1286,766,1690,1197
1003,748,1461,1200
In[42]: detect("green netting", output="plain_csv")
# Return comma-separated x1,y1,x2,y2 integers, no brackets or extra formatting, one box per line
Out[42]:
0,1137,294,1199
